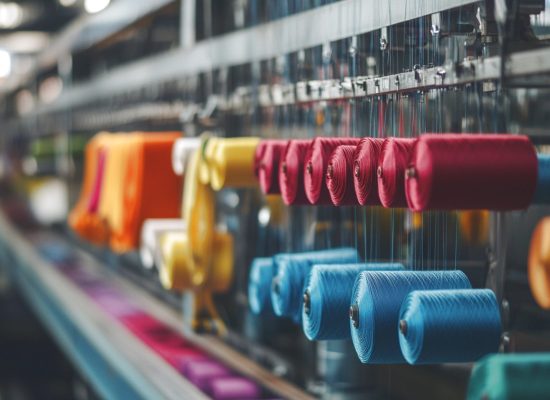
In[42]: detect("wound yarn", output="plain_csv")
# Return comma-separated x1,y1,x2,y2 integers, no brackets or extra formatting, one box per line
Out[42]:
271,248,360,323
279,139,312,205
255,139,288,195
349,270,471,364
405,134,538,211
304,137,361,205
302,263,404,341
353,137,384,206
326,145,361,206
248,257,275,315
398,289,501,364
377,138,416,208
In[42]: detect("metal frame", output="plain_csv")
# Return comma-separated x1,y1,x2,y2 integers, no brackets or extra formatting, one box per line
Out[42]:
31,0,480,114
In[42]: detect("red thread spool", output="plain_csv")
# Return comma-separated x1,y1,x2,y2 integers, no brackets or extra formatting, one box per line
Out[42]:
255,139,288,194
377,138,416,208
326,145,360,206
353,137,385,206
304,137,361,205
405,134,538,211
279,139,312,205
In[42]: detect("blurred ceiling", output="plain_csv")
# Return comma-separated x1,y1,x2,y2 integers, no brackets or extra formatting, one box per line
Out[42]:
0,0,80,34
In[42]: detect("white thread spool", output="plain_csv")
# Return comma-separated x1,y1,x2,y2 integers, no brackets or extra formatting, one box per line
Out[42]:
171,137,201,175
140,219,186,269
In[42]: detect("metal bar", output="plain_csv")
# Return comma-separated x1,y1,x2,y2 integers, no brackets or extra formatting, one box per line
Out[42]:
180,0,196,49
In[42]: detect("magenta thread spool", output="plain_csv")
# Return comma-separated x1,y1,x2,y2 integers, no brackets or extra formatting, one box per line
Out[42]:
182,359,232,391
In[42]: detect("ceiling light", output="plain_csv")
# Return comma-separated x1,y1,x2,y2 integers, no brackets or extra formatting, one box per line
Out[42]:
84,0,111,14
0,2,23,29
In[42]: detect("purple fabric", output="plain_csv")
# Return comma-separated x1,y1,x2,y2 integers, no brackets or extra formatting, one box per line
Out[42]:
182,359,232,391
208,377,261,400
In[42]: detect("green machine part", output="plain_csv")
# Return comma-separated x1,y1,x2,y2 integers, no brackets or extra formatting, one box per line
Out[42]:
468,353,550,400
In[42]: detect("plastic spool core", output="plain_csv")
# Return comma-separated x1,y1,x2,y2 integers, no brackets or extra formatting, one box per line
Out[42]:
405,167,416,179
327,165,334,179
303,290,311,315
377,166,383,178
350,304,360,328
399,319,408,336
354,163,360,177
272,277,281,295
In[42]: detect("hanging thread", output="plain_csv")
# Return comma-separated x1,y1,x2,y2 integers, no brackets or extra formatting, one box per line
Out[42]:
302,263,404,341
248,257,274,315
405,134,538,211
398,289,501,364
326,145,360,206
533,154,550,204
279,139,312,205
349,270,471,364
271,248,360,322
255,139,288,195
353,137,384,206
304,137,361,205
377,138,415,208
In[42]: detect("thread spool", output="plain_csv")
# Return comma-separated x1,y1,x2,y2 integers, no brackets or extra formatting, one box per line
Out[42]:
377,138,415,208
255,139,288,194
304,137,361,205
208,377,261,400
171,137,201,176
279,139,312,205
248,257,274,314
271,248,360,322
528,217,550,309
467,353,550,400
353,137,384,206
405,134,538,211
302,263,404,341
326,145,360,206
208,137,260,191
349,270,471,364
158,231,233,292
140,218,186,269
398,289,501,364
533,154,550,204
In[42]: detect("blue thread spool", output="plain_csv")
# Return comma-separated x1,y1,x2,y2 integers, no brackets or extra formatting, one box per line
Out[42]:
302,263,405,341
398,289,501,364
271,248,359,322
534,154,550,204
349,270,471,364
248,257,275,315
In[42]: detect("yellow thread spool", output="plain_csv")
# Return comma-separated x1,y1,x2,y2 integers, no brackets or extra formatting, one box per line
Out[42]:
208,137,260,191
